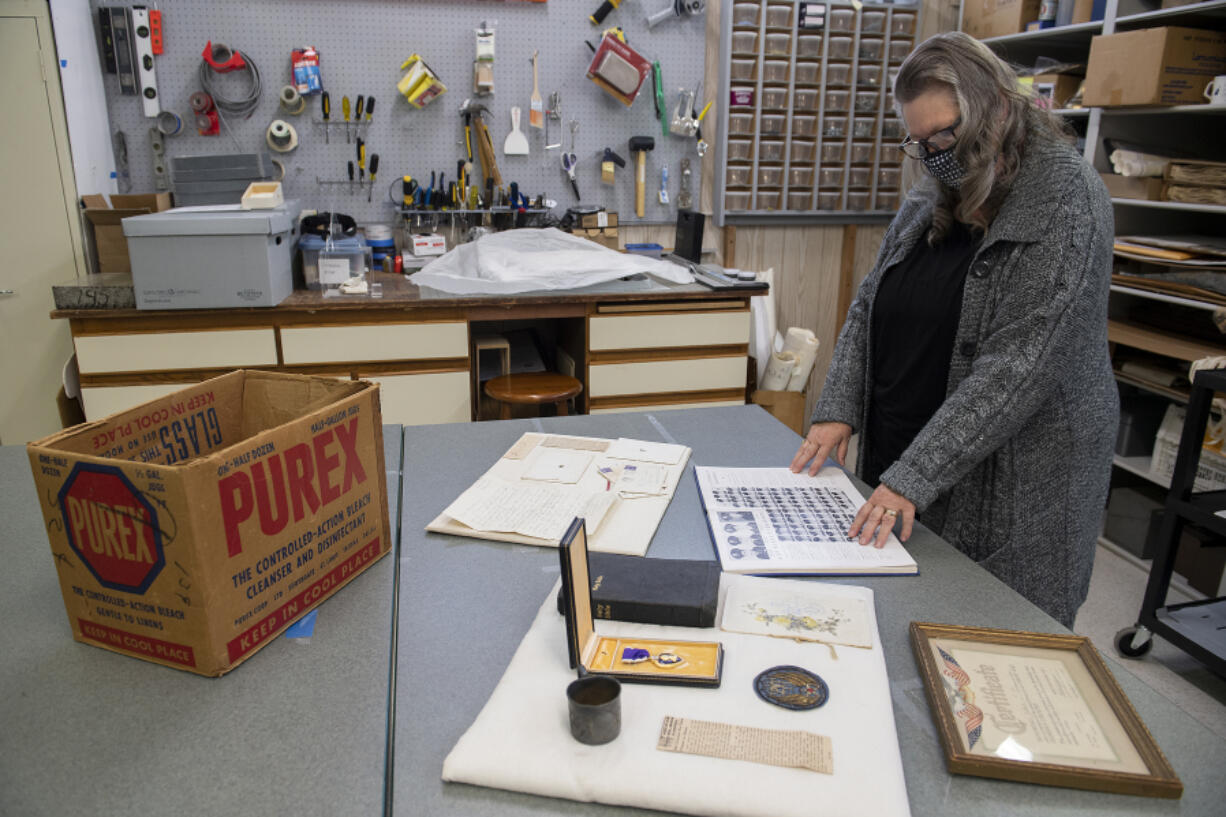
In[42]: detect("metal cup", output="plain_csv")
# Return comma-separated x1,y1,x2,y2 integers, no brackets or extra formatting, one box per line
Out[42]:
567,675,621,745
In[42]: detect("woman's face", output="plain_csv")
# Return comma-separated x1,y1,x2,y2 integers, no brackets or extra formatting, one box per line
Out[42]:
900,88,960,155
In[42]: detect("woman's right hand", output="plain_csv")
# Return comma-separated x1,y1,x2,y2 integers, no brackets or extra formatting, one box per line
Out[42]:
789,421,853,476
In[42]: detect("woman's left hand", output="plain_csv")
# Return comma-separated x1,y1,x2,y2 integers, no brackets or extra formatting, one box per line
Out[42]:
848,484,915,548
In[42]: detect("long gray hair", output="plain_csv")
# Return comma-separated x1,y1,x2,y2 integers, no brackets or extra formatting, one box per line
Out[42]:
894,31,1072,243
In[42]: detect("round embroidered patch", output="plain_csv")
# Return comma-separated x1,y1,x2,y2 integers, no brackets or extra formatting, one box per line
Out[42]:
754,665,829,711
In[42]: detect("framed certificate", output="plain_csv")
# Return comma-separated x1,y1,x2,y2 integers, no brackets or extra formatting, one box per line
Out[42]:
909,622,1182,799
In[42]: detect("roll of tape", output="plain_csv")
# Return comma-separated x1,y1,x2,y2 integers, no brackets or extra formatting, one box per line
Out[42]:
189,91,214,113
155,110,182,136
279,84,306,115
266,119,299,153
270,157,287,181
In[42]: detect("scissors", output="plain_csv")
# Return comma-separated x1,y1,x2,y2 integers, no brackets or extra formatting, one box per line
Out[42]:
561,152,580,200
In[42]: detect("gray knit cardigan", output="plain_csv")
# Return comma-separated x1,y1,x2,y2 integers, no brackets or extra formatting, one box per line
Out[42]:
811,136,1118,628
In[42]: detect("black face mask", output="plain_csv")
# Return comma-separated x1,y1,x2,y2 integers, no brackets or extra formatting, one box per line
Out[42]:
920,145,966,190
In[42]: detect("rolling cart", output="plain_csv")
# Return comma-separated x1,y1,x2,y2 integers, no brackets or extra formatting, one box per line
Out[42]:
1115,368,1226,677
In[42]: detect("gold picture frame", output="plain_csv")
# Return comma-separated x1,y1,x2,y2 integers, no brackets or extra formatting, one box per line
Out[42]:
909,622,1182,799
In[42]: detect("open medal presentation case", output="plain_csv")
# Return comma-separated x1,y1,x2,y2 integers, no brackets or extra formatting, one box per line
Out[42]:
559,518,724,687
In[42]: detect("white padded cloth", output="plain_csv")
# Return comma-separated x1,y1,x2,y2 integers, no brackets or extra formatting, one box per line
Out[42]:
442,578,911,817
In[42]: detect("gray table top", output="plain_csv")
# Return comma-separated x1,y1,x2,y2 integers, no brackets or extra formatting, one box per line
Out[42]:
393,406,1226,817
0,426,403,817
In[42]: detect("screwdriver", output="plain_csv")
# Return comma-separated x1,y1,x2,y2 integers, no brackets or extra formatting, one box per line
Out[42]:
321,91,331,144
342,95,351,142
368,154,379,202
365,96,375,123
347,160,354,195
357,138,366,182
355,95,365,138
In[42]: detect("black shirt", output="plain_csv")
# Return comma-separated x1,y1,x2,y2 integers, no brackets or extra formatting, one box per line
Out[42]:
864,222,982,487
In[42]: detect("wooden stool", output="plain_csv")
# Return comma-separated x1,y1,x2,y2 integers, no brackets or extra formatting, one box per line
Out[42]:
484,373,583,420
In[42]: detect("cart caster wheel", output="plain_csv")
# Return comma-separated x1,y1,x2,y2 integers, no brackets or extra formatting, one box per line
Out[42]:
1115,626,1153,658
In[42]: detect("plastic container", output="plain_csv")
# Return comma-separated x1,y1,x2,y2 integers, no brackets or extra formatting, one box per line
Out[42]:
728,113,755,135
762,59,790,83
817,191,842,210
825,63,852,87
819,167,845,188
730,86,756,108
855,91,880,113
761,86,789,109
889,39,913,63
794,62,821,85
725,190,751,210
891,11,917,36
827,36,853,60
825,89,851,111
847,191,870,211
859,38,884,62
796,35,823,59
820,141,845,163
879,143,903,165
758,166,783,187
876,191,900,211
764,32,792,56
787,190,814,210
848,167,872,188
829,7,855,31
732,2,759,26
789,166,815,187
732,31,758,54
730,58,757,81
881,117,903,139
756,188,782,210
861,10,886,33
726,164,753,187
793,88,819,111
822,116,848,138
758,139,785,162
850,142,875,164
765,3,792,28
727,139,754,161
791,138,817,163
299,234,369,290
760,114,786,135
858,65,882,88
853,117,878,139
791,115,817,137
877,167,902,189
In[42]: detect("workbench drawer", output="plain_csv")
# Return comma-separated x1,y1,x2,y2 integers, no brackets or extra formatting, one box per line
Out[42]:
74,328,277,374
588,356,748,397
280,322,468,365
80,383,197,420
589,311,751,351
362,371,470,425
590,399,744,414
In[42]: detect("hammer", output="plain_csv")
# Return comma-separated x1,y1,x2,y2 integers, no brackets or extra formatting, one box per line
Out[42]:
461,99,503,189
629,136,654,217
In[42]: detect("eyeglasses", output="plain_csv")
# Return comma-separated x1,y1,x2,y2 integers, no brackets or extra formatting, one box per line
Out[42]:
898,117,961,159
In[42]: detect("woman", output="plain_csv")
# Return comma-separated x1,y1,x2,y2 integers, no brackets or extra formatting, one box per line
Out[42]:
790,32,1117,628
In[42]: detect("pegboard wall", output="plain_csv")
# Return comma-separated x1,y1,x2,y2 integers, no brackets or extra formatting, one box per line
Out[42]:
89,0,709,225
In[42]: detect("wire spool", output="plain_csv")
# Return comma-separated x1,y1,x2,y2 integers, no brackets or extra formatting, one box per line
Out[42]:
265,119,299,153
279,84,306,115
199,45,262,119
189,91,214,113
155,110,182,136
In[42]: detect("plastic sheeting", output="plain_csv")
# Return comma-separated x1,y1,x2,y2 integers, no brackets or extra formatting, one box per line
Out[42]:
410,227,695,294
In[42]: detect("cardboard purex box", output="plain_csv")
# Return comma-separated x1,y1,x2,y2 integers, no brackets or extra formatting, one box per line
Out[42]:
27,370,391,677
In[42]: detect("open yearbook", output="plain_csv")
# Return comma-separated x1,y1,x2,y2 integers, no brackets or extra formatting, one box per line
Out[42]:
694,466,918,576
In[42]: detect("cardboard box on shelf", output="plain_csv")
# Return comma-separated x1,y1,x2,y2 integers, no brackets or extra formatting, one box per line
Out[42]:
26,370,391,677
580,211,618,229
961,0,1041,40
1071,0,1100,24
81,193,172,274
1099,173,1166,201
1084,27,1226,107
1027,71,1084,109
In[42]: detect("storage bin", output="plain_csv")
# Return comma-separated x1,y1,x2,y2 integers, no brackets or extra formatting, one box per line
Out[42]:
732,2,759,26
889,39,913,63
859,38,884,62
730,86,756,108
765,3,792,28
822,116,847,138
789,166,815,187
792,115,817,137
825,89,851,111
828,36,853,60
725,190,751,210
858,65,882,88
763,59,790,83
829,7,855,31
881,117,903,139
758,166,783,187
796,35,823,59
820,141,845,163
299,234,369,291
825,63,852,87
732,31,758,55
761,86,789,109
792,139,817,163
727,139,754,161
765,32,792,56
847,191,870,211
726,164,753,187
848,167,872,188
730,58,757,81
878,143,903,165
793,88,819,110
758,139,785,162
875,191,899,211
861,10,886,33
756,188,783,209
853,117,877,139
850,142,875,164
760,113,786,135
878,167,902,189
794,61,821,85
787,190,814,210
728,113,755,135
891,11,917,36
855,91,880,113
817,191,842,210
819,167,845,188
